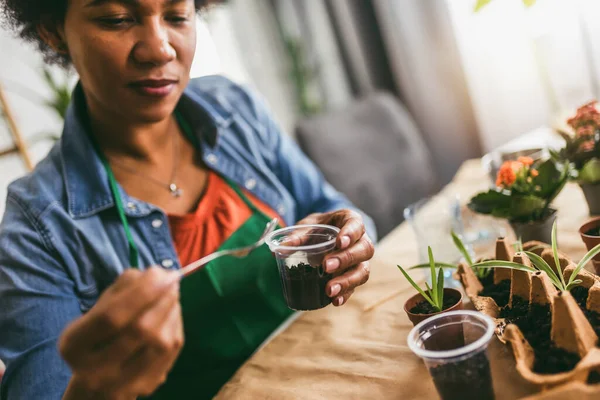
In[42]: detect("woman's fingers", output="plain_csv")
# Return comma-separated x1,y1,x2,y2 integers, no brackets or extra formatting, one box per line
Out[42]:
332,289,355,307
326,261,370,302
61,268,180,355
120,301,184,397
324,235,375,274
335,211,365,250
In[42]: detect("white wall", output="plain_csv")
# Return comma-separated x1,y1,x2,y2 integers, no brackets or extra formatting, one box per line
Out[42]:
446,0,600,152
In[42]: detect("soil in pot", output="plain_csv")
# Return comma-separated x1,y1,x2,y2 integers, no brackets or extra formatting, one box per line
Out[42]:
500,298,580,374
279,262,332,310
533,344,581,374
572,286,590,310
479,276,511,307
570,286,600,338
588,370,600,384
499,296,530,320
429,351,495,400
409,296,461,314
585,227,600,237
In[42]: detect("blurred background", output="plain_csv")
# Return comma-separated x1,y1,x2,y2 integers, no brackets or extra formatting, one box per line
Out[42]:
2,0,600,237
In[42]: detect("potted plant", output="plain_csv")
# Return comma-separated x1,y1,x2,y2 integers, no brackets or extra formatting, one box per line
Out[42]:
579,216,600,274
555,100,600,215
468,156,568,243
398,247,463,326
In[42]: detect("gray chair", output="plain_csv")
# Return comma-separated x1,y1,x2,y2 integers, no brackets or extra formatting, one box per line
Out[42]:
296,92,439,237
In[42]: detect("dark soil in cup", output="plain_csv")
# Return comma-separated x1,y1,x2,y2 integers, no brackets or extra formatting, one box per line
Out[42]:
279,262,332,311
479,279,511,307
500,297,580,374
586,227,600,237
409,295,460,315
429,351,495,400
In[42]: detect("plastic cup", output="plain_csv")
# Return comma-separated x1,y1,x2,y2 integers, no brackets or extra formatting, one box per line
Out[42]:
407,310,496,400
266,224,339,311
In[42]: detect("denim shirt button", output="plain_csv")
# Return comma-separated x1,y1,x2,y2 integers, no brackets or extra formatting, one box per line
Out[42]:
245,178,257,190
206,154,218,165
161,259,174,268
126,202,136,210
277,205,286,215
152,219,163,229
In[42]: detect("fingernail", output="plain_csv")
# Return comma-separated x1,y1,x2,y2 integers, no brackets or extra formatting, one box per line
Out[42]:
335,297,344,306
329,284,341,297
325,258,340,273
340,236,351,249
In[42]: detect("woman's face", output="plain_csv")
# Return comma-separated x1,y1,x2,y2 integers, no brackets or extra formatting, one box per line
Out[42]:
61,0,197,123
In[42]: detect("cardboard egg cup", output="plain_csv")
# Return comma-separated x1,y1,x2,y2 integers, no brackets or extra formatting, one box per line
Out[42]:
456,239,600,395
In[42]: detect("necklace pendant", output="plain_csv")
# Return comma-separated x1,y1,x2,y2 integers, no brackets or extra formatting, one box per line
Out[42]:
169,183,183,198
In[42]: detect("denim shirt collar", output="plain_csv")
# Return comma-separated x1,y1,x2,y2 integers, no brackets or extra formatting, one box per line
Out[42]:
60,82,233,219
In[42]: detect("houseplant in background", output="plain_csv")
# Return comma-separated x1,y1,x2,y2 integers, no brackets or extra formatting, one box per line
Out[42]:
555,100,600,215
468,156,568,243
398,247,463,326
579,216,600,274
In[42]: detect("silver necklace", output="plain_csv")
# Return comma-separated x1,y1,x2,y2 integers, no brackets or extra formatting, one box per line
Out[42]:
108,132,183,198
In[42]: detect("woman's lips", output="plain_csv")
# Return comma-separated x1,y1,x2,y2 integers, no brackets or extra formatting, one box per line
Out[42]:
128,80,178,97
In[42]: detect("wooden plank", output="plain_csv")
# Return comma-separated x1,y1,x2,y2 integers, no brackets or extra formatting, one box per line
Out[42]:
0,146,18,158
0,83,33,170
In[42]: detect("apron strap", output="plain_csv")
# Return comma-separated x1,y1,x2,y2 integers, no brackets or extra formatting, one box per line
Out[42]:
85,119,140,268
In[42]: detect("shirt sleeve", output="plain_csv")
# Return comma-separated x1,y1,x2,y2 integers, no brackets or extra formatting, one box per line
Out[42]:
0,195,80,400
239,85,378,242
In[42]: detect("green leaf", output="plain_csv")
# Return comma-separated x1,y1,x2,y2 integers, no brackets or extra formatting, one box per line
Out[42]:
551,220,568,289
569,242,600,285
471,260,537,273
532,159,562,197
408,262,458,270
437,267,444,310
509,195,546,219
428,247,438,305
524,251,564,290
578,158,600,184
451,231,473,266
468,190,511,215
566,280,583,291
397,265,435,306
474,0,492,12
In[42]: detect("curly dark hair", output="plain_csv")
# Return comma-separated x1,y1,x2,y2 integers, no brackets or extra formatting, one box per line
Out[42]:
1,0,216,67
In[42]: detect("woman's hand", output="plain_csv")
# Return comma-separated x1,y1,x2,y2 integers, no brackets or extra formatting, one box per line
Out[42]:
60,267,184,400
297,210,375,306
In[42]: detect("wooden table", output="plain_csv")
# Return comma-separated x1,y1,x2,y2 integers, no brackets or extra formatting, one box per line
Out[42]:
215,159,595,400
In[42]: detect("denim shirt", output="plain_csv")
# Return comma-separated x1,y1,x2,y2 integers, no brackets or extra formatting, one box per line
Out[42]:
0,75,376,399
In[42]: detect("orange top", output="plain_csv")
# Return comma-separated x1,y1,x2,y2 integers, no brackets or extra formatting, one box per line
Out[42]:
168,172,281,267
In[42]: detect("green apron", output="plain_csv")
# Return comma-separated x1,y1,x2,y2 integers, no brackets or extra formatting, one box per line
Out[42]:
151,180,293,399
90,114,293,399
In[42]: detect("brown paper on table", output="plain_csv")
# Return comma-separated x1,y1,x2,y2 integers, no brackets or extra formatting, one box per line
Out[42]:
215,160,600,400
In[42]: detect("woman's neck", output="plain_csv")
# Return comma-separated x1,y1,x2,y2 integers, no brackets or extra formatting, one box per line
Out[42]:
85,95,177,164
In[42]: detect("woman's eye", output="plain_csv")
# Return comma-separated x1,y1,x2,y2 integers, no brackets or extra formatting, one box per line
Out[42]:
99,16,135,28
166,15,190,24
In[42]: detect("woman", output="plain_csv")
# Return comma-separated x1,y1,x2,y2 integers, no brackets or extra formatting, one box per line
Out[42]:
0,0,376,399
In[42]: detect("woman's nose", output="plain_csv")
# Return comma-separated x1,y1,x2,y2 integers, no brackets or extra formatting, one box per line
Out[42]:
131,20,176,66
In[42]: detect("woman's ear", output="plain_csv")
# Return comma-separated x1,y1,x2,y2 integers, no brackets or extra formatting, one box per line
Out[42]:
37,22,68,54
